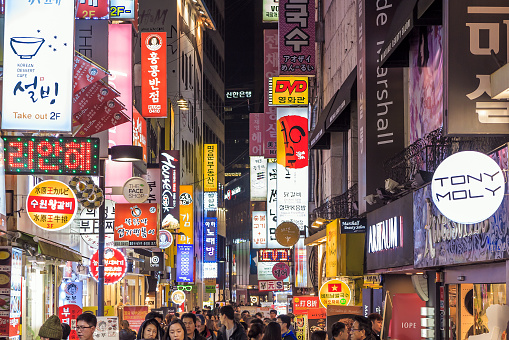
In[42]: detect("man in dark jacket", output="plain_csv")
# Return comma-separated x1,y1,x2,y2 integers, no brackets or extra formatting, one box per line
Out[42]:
182,313,206,340
277,315,297,340
217,305,248,340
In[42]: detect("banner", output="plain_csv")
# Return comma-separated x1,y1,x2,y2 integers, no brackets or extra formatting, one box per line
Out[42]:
73,80,119,114
160,151,180,230
123,306,148,331
114,203,158,247
73,55,109,94
250,157,267,201
178,185,193,244
266,161,279,248
141,32,167,118
58,282,83,340
264,30,278,158
143,168,161,204
252,211,267,249
2,0,74,132
204,145,217,192
250,113,264,156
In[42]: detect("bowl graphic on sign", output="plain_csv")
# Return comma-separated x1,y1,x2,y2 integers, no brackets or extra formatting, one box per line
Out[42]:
10,37,45,59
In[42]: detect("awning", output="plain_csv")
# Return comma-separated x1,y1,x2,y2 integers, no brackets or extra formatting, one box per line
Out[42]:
309,91,338,150
326,68,356,131
19,232,82,262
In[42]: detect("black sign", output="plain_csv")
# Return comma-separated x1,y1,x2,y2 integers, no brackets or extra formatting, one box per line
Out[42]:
3,137,100,175
366,193,414,271
160,151,179,230
445,0,509,134
145,252,165,272
340,218,367,234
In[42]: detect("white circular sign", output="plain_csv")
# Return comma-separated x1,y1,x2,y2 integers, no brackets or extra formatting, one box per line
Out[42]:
122,177,150,203
431,151,505,224
171,290,186,305
159,230,173,249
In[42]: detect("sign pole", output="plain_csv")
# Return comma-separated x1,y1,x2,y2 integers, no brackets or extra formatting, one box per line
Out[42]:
98,159,105,316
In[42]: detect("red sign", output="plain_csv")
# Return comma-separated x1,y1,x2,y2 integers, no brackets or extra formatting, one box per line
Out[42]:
249,113,264,156
308,308,327,319
275,79,307,94
123,306,148,331
76,0,110,19
73,55,108,94
133,108,147,163
73,80,119,114
114,203,158,247
59,304,82,340
277,115,308,169
263,30,278,158
141,32,167,118
90,247,127,284
272,262,290,280
390,294,425,340
293,296,320,314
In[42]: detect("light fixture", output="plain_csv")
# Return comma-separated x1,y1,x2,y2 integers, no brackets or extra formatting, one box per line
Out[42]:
109,145,144,162
364,194,377,205
177,95,187,106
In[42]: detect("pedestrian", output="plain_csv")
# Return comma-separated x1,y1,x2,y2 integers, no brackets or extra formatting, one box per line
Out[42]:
286,314,295,333
367,313,382,340
76,313,97,340
137,319,163,340
249,319,264,327
120,320,137,340
61,323,71,340
39,315,63,340
263,319,271,326
269,310,277,321
217,305,248,340
167,320,188,340
247,323,264,340
310,331,327,340
350,316,375,340
182,313,206,340
254,313,263,320
330,322,348,340
276,315,297,340
241,311,250,322
164,315,173,332
261,322,281,340
197,314,216,340
145,312,164,326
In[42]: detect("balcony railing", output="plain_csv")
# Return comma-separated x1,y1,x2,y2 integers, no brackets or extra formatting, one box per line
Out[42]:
312,183,358,222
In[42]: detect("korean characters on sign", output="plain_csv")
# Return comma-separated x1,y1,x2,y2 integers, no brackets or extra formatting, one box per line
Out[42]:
204,145,217,192
269,77,309,106
160,151,180,230
258,280,284,292
114,204,158,247
141,32,167,118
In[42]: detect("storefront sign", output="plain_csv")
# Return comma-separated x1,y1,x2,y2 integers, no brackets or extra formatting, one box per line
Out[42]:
176,244,193,282
110,0,136,19
123,306,148,331
279,0,315,75
277,107,309,232
159,230,173,249
0,139,6,233
250,113,264,156
160,151,179,230
79,199,115,249
203,263,218,279
293,296,320,314
0,248,22,339
272,262,290,280
178,185,193,244
431,151,505,224
252,211,267,249
204,192,217,211
269,77,309,106
122,177,149,204
133,109,148,163
204,217,218,263
114,203,158,247
390,294,425,339
143,168,161,204
264,30,278,158
76,0,109,19
59,282,83,340
267,161,279,247
224,186,241,200
257,262,290,282
258,249,292,262
226,90,253,99
90,247,127,284
258,280,284,292
146,252,164,272
94,317,118,340
250,156,267,201
263,0,278,22
3,0,74,132
275,222,300,247
319,280,351,307
141,32,167,118
204,144,217,192
366,194,413,271
3,137,99,175
171,290,186,305
340,218,367,234
326,220,338,277
27,180,77,231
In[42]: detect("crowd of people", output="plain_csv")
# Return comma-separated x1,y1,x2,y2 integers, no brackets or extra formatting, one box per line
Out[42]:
37,307,384,340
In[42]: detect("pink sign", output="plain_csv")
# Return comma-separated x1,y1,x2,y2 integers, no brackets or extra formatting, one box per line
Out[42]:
390,294,425,339
123,306,149,331
107,24,133,203
272,262,290,280
278,0,315,75
250,113,264,156
263,30,278,158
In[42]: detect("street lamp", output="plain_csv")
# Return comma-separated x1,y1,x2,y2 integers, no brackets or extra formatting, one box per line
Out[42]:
98,145,143,316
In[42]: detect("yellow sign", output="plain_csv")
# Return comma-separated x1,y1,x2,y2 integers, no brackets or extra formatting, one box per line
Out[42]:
204,144,217,192
269,76,309,106
171,290,186,305
326,220,338,277
82,306,115,316
178,185,194,245
319,279,351,307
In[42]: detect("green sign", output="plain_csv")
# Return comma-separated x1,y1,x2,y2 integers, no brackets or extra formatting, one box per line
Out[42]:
263,0,278,22
205,285,215,294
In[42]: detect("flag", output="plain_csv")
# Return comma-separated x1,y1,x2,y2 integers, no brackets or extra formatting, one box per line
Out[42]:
328,283,342,293
73,80,120,114
73,54,109,94
74,110,130,137
73,98,125,127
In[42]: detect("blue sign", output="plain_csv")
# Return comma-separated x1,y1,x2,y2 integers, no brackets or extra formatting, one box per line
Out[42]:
176,244,193,282
203,217,218,263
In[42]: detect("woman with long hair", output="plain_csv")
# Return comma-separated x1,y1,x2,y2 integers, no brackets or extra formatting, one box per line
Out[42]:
262,322,282,340
248,323,264,340
137,319,163,340
167,319,188,340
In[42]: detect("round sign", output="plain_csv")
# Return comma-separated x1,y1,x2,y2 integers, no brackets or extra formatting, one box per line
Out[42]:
159,230,173,249
90,247,127,285
145,33,163,51
319,279,351,307
275,222,300,247
171,290,186,305
272,262,290,280
27,180,78,231
431,151,505,224
122,177,150,203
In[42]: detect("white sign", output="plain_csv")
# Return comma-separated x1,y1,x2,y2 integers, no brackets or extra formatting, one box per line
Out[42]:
159,230,173,249
94,317,119,340
224,186,241,200
203,262,218,279
257,262,290,282
2,0,74,131
171,290,186,305
431,151,505,224
123,177,150,203
267,162,280,248
204,192,218,211
368,216,403,253
252,211,267,249
251,156,268,201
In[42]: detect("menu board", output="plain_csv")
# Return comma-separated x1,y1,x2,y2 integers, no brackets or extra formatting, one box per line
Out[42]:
94,317,119,340
0,247,22,340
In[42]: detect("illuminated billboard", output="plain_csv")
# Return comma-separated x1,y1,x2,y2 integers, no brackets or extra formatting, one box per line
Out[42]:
250,156,267,201
141,32,167,118
269,77,309,106
204,144,217,192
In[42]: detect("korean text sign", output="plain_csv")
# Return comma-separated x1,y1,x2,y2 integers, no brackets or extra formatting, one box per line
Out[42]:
141,32,167,118
203,217,218,263
266,162,280,248
252,211,267,249
250,156,267,201
178,185,194,245
2,0,74,132
123,306,148,331
133,110,147,163
90,248,127,284
250,113,265,156
114,203,158,247
279,0,315,75
264,30,278,158
160,151,179,230
58,282,83,340
176,244,193,282
269,77,309,106
204,144,217,192
76,0,110,19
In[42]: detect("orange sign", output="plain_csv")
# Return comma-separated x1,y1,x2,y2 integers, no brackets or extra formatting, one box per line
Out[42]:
141,32,167,118
133,108,147,163
178,186,194,245
27,180,77,231
114,204,158,247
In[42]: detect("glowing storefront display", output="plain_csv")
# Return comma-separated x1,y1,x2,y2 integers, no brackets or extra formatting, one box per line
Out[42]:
319,279,352,307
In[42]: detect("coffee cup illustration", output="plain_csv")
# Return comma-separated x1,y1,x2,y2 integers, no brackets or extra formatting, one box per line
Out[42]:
10,37,45,59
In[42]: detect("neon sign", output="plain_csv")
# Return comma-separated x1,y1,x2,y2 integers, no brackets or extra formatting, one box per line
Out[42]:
3,137,99,175
257,249,292,262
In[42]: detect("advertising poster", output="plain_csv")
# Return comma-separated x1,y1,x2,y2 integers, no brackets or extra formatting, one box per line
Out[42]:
307,309,327,334
160,151,180,230
204,145,217,192
58,282,83,340
390,294,425,339
264,30,278,158
178,185,194,245
294,314,308,340
141,32,167,118
123,306,148,331
133,109,147,163
2,0,74,132
326,306,362,335
114,203,158,247
250,156,267,201
252,211,267,249
293,296,320,314
94,317,119,340
176,244,193,282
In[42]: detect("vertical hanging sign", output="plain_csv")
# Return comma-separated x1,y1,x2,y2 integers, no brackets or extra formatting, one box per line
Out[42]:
160,151,180,230
266,161,280,248
264,30,278,158
204,145,217,192
2,0,74,132
141,32,167,118
250,156,268,201
252,211,268,249
178,185,194,245
203,217,218,278
250,113,265,156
